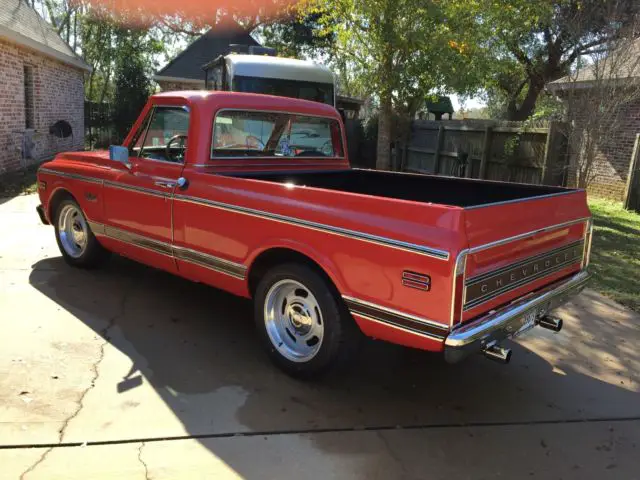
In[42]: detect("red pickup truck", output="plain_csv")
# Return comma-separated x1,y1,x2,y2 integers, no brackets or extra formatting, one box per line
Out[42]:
36,91,592,378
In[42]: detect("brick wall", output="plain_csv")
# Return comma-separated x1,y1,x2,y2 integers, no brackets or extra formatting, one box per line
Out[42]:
0,38,85,173
564,93,640,201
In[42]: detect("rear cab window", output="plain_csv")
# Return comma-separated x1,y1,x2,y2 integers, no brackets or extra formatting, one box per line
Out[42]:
211,110,344,159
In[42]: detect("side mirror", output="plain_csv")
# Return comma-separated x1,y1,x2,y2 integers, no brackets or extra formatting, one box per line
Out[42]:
109,145,130,168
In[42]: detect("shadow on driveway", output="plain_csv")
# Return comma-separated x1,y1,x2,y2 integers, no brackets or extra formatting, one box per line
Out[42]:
28,255,640,477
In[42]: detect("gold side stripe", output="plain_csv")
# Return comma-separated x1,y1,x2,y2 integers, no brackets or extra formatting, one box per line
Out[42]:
350,311,446,342
89,221,247,280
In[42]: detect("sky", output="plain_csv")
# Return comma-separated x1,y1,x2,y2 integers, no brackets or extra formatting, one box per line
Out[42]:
450,94,487,111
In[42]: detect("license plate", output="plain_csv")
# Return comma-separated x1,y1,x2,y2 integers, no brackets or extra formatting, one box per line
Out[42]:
513,309,538,338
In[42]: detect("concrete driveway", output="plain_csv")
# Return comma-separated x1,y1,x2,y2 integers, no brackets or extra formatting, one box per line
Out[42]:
1,194,639,480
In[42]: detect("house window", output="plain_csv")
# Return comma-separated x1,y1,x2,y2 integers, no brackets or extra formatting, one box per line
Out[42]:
24,66,35,129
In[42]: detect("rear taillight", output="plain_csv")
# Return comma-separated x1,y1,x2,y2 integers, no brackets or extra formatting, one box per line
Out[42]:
582,218,593,268
450,251,467,327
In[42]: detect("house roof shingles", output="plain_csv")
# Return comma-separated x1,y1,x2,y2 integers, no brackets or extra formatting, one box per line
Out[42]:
155,26,259,82
548,37,640,90
0,0,90,70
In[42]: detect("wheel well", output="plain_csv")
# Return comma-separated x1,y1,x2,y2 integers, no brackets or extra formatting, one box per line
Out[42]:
48,189,76,222
247,248,340,299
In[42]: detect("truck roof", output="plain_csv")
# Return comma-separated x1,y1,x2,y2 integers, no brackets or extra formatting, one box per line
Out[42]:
151,90,342,119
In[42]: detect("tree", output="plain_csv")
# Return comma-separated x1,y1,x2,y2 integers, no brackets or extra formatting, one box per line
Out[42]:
112,28,161,141
260,10,335,59
303,0,484,169
478,0,640,120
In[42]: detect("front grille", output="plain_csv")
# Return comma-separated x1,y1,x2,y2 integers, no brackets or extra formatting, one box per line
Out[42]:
463,240,584,311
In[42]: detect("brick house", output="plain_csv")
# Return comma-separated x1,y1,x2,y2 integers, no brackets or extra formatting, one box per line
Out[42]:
547,39,640,203
0,0,90,173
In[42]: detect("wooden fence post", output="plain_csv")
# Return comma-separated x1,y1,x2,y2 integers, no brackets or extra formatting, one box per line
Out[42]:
541,121,561,185
623,133,640,211
478,126,493,179
433,125,445,174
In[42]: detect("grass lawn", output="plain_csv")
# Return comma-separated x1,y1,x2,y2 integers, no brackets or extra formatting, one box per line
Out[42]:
0,164,39,198
588,198,640,313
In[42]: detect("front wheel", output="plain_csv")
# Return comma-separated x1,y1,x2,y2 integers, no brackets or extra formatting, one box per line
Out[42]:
254,263,358,379
54,199,109,268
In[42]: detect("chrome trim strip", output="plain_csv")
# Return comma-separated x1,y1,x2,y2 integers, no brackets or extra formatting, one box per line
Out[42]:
174,194,450,261
351,311,447,342
450,250,468,327
463,257,582,311
464,190,581,210
89,221,247,279
582,219,594,269
466,240,585,285
444,271,590,363
39,168,104,185
173,246,247,279
103,180,169,198
191,162,347,167
38,168,449,260
343,296,449,336
104,225,173,256
468,217,590,254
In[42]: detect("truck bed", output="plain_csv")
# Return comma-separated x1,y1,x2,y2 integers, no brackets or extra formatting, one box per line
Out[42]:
237,169,570,208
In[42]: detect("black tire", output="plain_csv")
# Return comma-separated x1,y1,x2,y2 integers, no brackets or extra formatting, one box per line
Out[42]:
53,198,110,268
254,263,359,379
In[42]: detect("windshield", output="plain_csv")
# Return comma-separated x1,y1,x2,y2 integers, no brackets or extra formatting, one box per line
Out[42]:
232,75,334,106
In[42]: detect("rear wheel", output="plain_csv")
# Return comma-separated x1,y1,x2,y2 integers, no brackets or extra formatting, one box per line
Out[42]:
54,199,109,268
254,263,358,379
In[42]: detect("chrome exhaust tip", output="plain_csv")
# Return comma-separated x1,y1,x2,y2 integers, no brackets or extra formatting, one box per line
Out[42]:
482,344,512,364
538,315,563,333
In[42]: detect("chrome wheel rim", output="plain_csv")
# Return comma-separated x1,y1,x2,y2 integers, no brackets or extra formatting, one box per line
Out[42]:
58,204,88,258
264,279,324,363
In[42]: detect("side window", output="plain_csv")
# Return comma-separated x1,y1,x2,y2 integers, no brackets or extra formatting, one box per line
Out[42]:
139,107,190,163
211,110,344,159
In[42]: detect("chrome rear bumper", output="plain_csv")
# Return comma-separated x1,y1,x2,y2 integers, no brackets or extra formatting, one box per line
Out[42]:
444,270,590,363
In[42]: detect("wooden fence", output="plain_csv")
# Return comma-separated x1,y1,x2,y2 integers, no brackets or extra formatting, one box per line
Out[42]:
398,119,569,186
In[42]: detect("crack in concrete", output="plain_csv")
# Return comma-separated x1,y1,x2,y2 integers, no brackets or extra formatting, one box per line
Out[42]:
18,285,131,480
138,442,150,480
377,431,410,479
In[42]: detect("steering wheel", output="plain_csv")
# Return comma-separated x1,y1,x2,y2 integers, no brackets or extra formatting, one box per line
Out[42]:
245,135,265,150
320,141,334,156
165,134,188,162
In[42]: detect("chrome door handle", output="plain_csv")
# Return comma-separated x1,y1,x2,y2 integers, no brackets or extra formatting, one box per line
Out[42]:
154,180,176,189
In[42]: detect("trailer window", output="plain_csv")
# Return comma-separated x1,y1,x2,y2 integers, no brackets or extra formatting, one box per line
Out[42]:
232,76,334,106
212,110,343,159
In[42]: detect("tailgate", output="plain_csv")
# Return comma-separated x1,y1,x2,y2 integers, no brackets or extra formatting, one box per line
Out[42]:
459,190,591,324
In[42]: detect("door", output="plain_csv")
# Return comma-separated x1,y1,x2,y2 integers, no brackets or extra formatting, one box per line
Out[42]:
103,105,190,272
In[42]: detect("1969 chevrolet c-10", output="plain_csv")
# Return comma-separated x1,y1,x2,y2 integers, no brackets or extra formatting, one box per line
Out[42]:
35,91,592,377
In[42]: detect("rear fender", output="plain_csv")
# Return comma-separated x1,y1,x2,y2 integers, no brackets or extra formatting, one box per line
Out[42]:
246,238,348,296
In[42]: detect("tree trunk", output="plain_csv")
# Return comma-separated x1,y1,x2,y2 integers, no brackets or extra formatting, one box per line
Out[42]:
506,77,546,121
376,93,393,170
